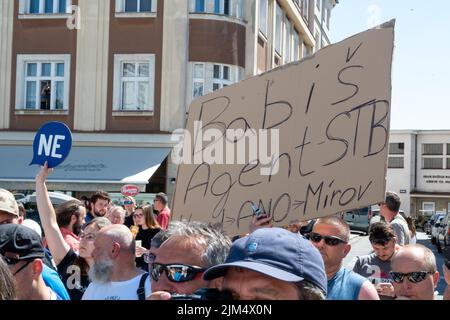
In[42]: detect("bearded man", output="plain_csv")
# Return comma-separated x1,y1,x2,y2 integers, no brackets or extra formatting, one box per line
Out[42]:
82,224,151,300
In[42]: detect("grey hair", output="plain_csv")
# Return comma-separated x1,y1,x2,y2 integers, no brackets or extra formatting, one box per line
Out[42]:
295,280,326,300
153,220,231,267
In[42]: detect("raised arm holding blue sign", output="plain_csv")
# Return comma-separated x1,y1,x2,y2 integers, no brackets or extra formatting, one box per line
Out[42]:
30,121,73,169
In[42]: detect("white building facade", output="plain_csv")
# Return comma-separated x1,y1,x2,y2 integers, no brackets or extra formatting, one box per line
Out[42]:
387,130,450,217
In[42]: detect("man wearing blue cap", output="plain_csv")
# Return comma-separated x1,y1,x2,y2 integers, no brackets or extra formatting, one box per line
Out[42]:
202,227,327,300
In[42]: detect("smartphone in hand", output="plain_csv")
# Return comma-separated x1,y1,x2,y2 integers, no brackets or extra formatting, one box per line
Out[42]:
251,204,265,220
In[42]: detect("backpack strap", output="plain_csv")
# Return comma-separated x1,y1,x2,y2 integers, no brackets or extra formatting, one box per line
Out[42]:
137,272,149,300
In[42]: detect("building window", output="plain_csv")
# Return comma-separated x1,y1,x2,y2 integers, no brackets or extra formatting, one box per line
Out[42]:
446,143,450,155
113,54,155,111
20,0,71,14
314,31,320,52
423,158,443,169
259,0,268,36
214,0,231,15
389,142,404,155
116,0,157,13
423,143,443,155
16,55,70,110
213,64,231,91
190,0,245,19
194,0,205,12
275,2,283,55
190,62,244,102
303,42,309,57
388,157,404,169
446,158,450,169
325,7,331,29
301,0,308,23
422,202,435,214
388,142,404,169
284,18,292,63
193,63,205,98
293,30,300,61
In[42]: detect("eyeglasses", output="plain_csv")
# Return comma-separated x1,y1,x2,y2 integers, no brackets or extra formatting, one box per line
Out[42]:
389,271,434,284
150,262,206,283
1,256,33,276
309,232,347,246
80,232,96,242
12,260,33,276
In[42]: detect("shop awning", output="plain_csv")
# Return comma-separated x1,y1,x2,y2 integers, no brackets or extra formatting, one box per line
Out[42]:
0,145,171,191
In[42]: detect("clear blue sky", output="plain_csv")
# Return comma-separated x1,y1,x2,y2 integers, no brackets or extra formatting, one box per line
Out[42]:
330,0,450,130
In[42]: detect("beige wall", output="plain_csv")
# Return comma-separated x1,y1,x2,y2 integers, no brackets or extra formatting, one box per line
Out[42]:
0,0,14,129
160,0,188,133
73,0,110,131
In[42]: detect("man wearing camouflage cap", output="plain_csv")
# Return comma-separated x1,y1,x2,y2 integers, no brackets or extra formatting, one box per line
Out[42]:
0,188,20,225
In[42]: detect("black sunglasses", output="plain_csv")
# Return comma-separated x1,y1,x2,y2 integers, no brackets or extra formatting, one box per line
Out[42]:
389,271,434,284
310,232,347,246
1,256,33,276
150,263,206,283
1,255,21,265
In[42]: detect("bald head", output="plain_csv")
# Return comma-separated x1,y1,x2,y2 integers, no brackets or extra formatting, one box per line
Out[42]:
392,244,436,273
100,224,135,254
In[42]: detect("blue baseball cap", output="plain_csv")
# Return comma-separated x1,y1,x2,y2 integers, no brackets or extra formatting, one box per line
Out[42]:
203,227,327,294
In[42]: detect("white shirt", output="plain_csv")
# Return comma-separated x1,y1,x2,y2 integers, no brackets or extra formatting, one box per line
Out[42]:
82,273,151,300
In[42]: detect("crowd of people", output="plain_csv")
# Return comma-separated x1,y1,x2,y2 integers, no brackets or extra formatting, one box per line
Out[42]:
1,163,450,301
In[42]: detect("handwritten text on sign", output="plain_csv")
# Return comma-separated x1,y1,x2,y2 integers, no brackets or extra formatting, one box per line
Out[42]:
172,22,395,235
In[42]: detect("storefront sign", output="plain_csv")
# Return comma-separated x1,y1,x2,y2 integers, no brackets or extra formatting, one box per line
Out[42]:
121,184,140,196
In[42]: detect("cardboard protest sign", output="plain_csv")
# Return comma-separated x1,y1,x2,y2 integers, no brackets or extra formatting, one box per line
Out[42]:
30,121,72,168
172,21,395,236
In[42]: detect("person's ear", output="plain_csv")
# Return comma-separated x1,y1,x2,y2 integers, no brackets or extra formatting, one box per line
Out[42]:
343,243,351,257
433,271,440,288
210,276,224,289
31,259,43,280
70,214,77,225
111,242,121,258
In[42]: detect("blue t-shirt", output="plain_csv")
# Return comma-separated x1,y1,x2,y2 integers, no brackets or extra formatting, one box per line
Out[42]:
326,267,366,300
42,264,71,300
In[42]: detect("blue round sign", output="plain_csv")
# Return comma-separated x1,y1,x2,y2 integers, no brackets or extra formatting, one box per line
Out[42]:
29,121,72,169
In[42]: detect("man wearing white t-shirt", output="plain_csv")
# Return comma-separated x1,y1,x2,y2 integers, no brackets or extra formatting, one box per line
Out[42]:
82,224,151,300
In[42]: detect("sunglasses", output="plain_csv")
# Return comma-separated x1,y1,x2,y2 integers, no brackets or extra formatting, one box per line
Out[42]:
133,213,144,218
1,256,34,276
389,271,434,284
150,262,206,283
310,232,347,246
124,201,134,205
12,260,34,276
